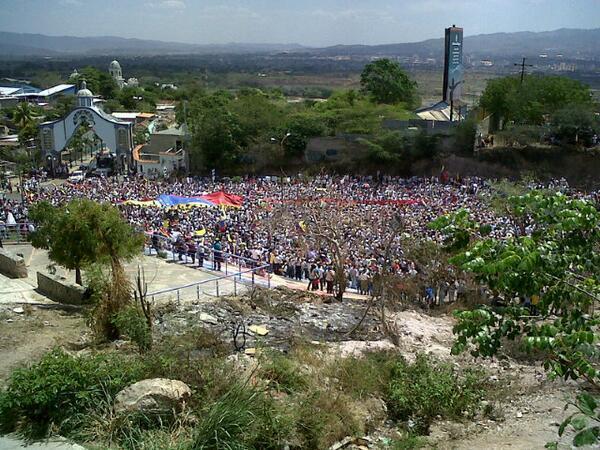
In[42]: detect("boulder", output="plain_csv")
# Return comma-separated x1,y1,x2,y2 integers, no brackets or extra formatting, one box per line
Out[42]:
114,378,191,414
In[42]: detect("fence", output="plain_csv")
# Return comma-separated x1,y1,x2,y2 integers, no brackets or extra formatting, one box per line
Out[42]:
143,232,272,302
0,223,32,243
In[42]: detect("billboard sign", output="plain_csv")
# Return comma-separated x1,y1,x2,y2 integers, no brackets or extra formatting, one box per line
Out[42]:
443,26,464,103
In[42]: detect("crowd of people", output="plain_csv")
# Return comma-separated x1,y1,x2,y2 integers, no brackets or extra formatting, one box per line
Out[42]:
6,172,598,298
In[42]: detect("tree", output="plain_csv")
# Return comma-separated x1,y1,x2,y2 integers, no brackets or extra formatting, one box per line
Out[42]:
29,199,143,286
430,191,600,448
78,67,119,100
12,102,35,129
45,96,75,121
480,75,594,129
360,59,417,106
551,104,598,147
30,201,95,285
282,113,327,158
186,91,243,172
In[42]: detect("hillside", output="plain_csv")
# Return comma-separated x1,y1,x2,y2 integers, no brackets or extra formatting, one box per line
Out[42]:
0,31,305,56
0,28,598,59
311,28,600,59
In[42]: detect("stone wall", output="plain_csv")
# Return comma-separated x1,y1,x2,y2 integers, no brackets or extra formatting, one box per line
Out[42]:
0,248,28,278
37,272,89,305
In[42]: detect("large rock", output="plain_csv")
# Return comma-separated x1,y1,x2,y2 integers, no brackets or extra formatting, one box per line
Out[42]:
114,378,191,414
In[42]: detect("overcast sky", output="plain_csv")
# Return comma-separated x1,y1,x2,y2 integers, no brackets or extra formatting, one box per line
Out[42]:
0,0,598,46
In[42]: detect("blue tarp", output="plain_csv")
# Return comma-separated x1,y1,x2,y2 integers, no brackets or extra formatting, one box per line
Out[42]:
156,194,214,208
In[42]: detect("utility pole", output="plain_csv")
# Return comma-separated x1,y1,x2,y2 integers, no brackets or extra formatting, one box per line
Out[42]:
514,57,533,84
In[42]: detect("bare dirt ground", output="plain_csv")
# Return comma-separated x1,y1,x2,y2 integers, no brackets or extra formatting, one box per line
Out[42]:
0,305,87,382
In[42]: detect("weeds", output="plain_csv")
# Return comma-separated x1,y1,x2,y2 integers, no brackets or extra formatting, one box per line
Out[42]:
191,382,293,450
386,354,484,434
258,351,308,394
0,349,149,439
112,306,152,352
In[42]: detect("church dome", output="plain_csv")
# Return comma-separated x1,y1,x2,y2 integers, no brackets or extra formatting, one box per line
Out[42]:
77,81,93,97
109,60,121,70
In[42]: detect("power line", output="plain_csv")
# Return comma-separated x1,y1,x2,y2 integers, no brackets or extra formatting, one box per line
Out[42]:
514,57,533,84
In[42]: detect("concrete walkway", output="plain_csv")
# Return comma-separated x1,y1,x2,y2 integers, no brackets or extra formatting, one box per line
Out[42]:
0,436,84,450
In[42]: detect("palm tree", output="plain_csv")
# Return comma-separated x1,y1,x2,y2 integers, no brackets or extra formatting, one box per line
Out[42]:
13,102,35,129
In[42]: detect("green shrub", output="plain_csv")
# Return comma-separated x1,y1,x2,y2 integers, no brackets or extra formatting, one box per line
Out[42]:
259,351,307,394
330,351,397,400
0,349,148,439
386,354,483,434
191,382,294,450
112,306,152,352
391,433,427,449
294,389,363,450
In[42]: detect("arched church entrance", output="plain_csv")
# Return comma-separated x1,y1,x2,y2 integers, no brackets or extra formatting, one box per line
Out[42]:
38,81,134,176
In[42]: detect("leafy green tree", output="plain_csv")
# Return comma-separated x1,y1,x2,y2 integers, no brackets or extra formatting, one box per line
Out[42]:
282,113,328,157
29,200,142,285
12,102,35,128
186,91,243,172
45,96,75,121
360,58,417,106
17,120,39,150
551,104,598,146
430,191,600,448
480,75,594,129
78,67,119,100
230,89,284,143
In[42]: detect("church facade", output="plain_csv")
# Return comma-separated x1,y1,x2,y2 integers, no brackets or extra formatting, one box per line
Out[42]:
38,81,134,165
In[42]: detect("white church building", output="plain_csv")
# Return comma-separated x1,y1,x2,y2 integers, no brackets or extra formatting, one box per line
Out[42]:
38,81,134,167
108,60,139,89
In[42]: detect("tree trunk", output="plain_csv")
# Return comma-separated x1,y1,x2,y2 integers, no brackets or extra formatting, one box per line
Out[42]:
75,267,82,285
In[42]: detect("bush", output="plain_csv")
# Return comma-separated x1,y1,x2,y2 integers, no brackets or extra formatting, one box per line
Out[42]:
191,382,294,450
112,306,152,352
259,351,308,394
329,351,397,400
294,389,363,449
0,349,148,439
386,354,483,434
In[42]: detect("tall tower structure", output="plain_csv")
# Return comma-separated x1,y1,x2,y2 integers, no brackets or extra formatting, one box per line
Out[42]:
109,60,125,89
442,25,464,103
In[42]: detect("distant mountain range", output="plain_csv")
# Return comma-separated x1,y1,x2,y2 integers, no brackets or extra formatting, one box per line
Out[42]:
0,32,306,56
0,28,598,59
312,28,600,59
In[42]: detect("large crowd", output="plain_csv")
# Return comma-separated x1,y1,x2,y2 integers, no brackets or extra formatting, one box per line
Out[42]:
2,173,598,298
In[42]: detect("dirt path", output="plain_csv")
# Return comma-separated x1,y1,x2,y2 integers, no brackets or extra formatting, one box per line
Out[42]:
0,305,87,382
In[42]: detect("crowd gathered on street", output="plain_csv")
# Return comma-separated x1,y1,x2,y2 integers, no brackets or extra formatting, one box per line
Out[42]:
2,172,598,300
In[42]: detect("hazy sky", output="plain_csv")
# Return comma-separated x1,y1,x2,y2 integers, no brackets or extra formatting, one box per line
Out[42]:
0,0,598,46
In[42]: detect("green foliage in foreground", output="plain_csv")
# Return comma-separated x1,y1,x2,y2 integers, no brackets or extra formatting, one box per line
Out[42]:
431,190,600,447
112,306,153,352
387,354,484,434
29,199,143,285
0,349,148,439
546,393,600,449
0,339,486,449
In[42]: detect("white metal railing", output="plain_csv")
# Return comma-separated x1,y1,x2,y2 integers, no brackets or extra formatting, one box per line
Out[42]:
142,232,272,302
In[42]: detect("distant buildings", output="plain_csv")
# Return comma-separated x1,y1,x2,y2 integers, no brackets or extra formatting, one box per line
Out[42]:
132,126,188,178
108,60,139,89
0,83,75,108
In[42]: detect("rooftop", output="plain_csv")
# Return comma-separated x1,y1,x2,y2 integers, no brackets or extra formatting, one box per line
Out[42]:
37,84,76,97
0,87,22,96
155,127,186,136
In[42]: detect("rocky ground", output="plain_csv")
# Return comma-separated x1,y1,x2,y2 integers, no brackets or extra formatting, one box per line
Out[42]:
0,283,585,449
